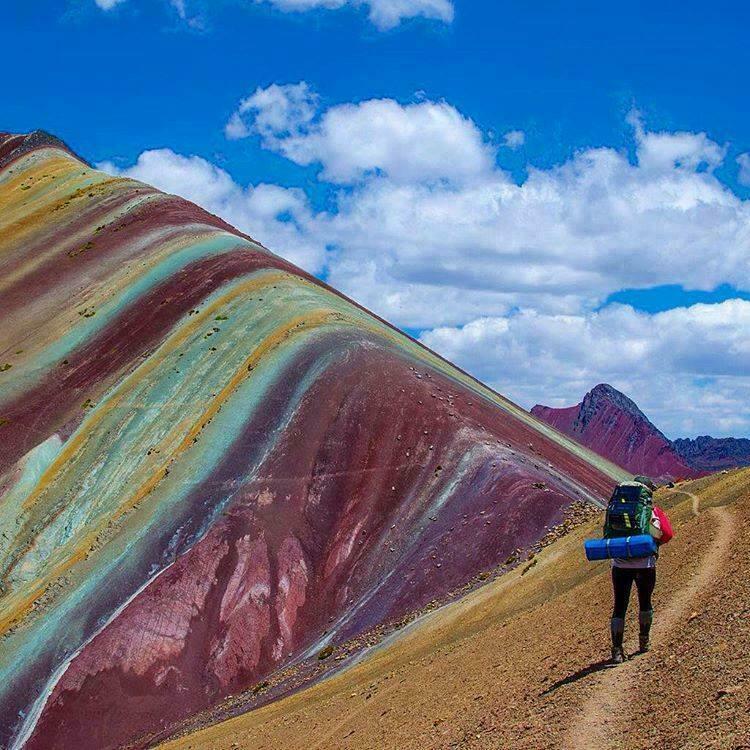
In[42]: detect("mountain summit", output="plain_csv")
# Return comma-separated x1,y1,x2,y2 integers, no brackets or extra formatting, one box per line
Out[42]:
531,384,697,480
532,384,750,480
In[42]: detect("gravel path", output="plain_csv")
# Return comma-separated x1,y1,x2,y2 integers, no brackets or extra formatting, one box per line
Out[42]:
566,503,734,750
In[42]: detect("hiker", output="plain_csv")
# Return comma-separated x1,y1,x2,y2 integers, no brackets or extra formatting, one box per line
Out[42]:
608,475,665,664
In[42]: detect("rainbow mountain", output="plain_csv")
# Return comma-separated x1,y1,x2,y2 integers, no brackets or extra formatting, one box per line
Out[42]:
0,131,626,749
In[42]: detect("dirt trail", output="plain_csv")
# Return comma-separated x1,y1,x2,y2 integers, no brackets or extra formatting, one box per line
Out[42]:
673,488,701,516
566,501,734,750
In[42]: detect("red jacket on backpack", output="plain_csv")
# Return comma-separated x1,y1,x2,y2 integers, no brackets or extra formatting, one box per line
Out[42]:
652,506,674,544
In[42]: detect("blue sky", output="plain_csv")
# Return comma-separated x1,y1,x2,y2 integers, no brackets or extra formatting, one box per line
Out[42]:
7,1,750,185
3,0,750,437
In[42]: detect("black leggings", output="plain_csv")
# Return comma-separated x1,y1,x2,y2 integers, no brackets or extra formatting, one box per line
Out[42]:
611,567,656,618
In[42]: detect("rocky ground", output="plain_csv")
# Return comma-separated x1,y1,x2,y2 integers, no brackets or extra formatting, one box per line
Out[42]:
160,469,750,750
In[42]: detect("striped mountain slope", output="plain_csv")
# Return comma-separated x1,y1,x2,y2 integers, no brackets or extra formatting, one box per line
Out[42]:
0,131,626,750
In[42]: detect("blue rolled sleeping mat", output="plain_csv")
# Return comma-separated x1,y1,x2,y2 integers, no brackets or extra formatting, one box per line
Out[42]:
584,534,658,561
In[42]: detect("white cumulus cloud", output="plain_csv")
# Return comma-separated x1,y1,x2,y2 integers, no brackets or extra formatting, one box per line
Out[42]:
226,82,320,142
318,138,750,327
92,0,452,27
253,0,454,29
226,83,494,184
627,109,727,173
502,130,525,149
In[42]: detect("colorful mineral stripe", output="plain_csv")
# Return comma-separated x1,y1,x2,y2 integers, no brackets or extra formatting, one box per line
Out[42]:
0,131,627,750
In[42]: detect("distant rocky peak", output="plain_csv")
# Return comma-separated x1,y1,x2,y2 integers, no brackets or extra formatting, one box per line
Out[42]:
673,435,750,473
575,383,665,437
531,383,697,480
534,383,750,479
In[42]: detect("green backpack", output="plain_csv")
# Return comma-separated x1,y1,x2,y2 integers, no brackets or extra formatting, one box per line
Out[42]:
604,481,653,538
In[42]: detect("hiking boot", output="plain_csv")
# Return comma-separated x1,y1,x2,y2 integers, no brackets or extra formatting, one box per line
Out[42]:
638,609,653,653
610,617,625,663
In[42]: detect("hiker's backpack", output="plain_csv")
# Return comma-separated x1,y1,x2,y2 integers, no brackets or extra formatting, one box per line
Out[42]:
604,481,654,539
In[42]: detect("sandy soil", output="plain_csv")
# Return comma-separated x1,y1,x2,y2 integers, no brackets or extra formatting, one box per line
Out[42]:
160,469,750,750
